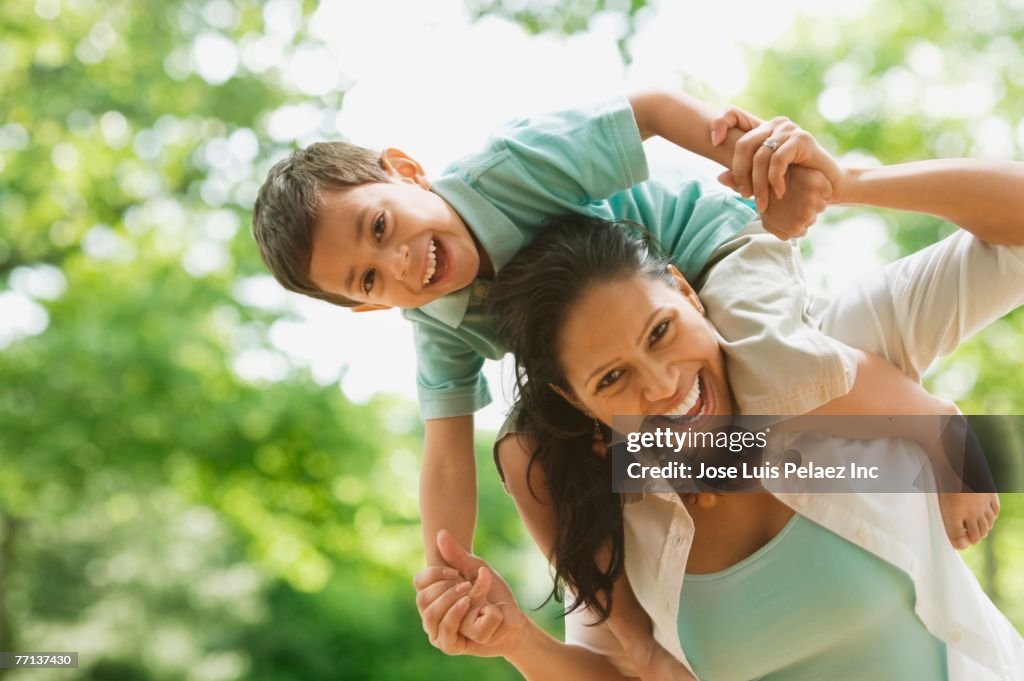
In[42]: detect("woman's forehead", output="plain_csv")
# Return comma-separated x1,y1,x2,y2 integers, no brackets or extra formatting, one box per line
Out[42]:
558,277,680,369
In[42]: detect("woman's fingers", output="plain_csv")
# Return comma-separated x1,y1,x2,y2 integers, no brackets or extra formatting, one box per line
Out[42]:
413,566,460,591
422,581,472,641
732,120,778,197
435,595,473,653
415,578,459,612
467,566,493,604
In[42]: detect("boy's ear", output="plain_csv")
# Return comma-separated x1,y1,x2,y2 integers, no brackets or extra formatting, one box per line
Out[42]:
667,265,704,315
380,148,430,189
549,383,589,415
352,303,393,312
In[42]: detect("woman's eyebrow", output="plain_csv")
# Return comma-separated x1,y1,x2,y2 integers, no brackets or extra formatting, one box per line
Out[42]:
586,357,620,385
635,308,665,346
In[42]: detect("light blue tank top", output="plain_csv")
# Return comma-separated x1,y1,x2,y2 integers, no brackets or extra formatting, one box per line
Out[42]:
677,513,947,680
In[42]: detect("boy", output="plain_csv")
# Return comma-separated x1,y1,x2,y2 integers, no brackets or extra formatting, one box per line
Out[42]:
252,90,995,680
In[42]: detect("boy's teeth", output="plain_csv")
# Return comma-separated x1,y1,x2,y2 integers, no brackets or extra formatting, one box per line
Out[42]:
423,243,437,285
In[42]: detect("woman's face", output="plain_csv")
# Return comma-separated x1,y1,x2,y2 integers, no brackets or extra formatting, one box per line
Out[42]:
556,271,733,427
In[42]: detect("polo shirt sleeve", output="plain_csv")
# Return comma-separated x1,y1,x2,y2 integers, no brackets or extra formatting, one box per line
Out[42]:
487,97,649,208
409,315,492,420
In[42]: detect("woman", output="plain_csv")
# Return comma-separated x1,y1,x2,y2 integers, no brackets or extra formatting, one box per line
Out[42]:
415,153,1024,679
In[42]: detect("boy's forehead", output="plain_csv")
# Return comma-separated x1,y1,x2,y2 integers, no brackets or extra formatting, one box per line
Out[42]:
314,183,378,228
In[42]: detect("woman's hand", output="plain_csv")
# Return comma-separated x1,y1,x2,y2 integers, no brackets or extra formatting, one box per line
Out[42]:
710,107,847,238
413,530,528,659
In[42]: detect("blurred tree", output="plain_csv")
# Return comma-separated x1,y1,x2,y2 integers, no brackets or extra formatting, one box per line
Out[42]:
0,0,535,679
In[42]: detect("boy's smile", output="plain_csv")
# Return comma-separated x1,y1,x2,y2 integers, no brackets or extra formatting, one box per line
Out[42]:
308,150,484,309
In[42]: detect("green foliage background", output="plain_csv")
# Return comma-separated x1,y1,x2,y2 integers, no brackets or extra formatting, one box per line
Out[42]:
1,0,1021,679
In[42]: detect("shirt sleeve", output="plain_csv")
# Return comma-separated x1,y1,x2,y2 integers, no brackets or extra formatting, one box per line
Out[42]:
478,96,650,210
409,316,492,420
698,223,858,416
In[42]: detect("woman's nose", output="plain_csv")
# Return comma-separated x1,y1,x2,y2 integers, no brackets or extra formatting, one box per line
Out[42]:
640,362,679,404
389,245,410,281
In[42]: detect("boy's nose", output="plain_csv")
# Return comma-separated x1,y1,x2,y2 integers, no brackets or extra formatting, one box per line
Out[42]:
389,245,410,281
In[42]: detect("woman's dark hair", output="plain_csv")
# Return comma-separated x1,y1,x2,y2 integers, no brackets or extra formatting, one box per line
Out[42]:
489,216,674,622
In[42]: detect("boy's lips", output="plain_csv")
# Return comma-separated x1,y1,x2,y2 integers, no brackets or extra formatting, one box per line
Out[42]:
421,236,450,289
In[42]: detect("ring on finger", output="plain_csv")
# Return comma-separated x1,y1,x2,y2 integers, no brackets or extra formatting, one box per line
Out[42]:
762,138,780,152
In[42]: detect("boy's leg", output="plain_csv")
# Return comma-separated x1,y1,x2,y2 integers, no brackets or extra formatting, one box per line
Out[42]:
815,232,1023,542
815,231,1024,378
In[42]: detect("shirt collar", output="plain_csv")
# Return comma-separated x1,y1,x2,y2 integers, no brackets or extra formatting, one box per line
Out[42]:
413,174,525,329
417,286,472,328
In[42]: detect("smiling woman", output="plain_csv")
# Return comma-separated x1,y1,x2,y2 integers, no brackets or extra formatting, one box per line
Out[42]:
414,194,1024,678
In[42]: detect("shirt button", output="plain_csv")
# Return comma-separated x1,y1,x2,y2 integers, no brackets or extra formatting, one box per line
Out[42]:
671,534,684,546
473,282,489,297
855,528,871,542
950,630,962,642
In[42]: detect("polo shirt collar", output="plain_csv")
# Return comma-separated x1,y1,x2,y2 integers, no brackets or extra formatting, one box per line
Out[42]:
415,174,525,328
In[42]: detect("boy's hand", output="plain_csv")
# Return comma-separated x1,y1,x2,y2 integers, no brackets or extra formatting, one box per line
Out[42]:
413,530,526,658
752,166,832,240
711,107,847,238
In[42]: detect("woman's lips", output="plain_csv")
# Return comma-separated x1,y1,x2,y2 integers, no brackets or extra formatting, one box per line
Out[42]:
646,369,716,429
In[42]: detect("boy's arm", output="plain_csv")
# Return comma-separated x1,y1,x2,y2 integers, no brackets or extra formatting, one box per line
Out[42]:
421,416,478,565
628,91,832,238
416,533,635,681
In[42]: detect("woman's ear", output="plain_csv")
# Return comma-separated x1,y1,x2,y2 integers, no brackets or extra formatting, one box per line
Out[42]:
668,264,705,315
549,383,590,415
380,148,430,189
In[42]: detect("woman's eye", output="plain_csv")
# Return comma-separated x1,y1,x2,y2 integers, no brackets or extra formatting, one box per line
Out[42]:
361,269,376,295
372,215,386,241
650,319,670,346
597,369,624,391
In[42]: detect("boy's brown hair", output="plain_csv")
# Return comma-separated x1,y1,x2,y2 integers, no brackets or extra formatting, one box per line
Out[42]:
252,141,389,307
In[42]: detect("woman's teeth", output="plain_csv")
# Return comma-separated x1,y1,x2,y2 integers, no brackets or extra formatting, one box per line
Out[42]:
664,374,704,420
423,239,437,285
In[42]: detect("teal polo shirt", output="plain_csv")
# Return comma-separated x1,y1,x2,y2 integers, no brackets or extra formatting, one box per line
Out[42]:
403,97,757,419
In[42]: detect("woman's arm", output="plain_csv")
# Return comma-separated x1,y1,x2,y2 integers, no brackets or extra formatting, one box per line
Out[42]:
709,107,1024,244
414,532,633,681
835,160,1024,245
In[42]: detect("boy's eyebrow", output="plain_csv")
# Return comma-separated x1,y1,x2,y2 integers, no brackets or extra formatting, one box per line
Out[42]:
344,206,371,295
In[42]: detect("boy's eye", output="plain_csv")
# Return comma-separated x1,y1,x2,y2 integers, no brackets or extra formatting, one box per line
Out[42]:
361,269,376,295
597,369,624,391
650,319,670,346
372,215,385,241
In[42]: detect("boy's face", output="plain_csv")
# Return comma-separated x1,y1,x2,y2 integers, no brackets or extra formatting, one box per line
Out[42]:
308,149,482,309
